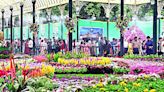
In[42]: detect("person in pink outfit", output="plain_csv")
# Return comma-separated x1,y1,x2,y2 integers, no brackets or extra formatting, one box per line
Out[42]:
24,40,30,54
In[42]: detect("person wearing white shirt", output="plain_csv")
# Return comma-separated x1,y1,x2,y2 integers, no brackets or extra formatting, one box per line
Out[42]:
124,39,128,54
28,38,33,55
161,38,164,55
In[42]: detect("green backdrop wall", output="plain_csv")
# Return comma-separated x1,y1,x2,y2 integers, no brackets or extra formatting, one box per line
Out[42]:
4,19,163,41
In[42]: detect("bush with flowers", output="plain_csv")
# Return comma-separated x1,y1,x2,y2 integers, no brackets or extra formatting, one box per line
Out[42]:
58,57,111,66
33,55,48,62
0,57,58,92
123,54,163,62
82,74,164,92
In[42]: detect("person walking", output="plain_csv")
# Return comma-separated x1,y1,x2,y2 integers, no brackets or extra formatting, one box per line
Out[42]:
24,40,30,54
127,39,133,55
40,40,47,55
28,38,33,55
99,37,104,56
158,38,163,55
111,38,117,56
145,36,153,55
132,37,139,54
161,38,164,55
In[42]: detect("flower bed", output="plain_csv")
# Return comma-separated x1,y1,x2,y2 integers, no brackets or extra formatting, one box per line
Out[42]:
110,58,164,76
123,54,164,62
1,55,164,91
82,74,163,92
58,57,111,65
0,47,10,59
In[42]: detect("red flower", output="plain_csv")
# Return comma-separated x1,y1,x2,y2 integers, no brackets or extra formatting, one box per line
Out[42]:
0,70,6,77
22,69,29,76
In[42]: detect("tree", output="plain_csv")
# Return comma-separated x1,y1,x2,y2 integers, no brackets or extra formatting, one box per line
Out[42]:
137,4,153,20
79,2,105,20
51,6,60,16
110,5,133,21
39,9,47,18
64,4,76,19
14,16,19,26
161,6,164,16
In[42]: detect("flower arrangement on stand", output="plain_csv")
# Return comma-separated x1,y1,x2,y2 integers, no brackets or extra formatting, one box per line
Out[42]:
116,16,129,33
30,23,39,35
64,17,75,33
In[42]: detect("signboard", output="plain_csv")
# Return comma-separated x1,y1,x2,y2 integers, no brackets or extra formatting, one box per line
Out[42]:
80,27,103,40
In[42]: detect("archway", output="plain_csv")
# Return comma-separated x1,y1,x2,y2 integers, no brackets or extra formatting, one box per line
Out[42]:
110,5,133,21
137,3,153,20
79,2,106,20
64,4,76,19
161,6,164,16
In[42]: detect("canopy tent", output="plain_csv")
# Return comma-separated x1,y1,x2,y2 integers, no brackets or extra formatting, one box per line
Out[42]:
0,0,162,18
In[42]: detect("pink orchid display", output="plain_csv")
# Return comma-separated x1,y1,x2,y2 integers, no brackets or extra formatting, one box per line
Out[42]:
124,25,146,41
33,55,48,62
110,58,164,75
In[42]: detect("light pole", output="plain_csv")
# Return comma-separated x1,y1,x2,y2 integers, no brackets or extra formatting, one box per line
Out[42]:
76,4,80,41
69,0,73,51
61,16,64,39
1,9,4,32
151,0,158,54
120,0,124,56
10,6,13,46
157,15,162,38
46,8,52,39
20,2,24,53
107,0,110,40
32,0,36,55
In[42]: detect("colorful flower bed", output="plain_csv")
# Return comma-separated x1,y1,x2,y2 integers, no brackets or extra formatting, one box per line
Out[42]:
82,74,163,92
58,57,111,65
123,54,164,62
0,47,10,59
0,53,164,91
111,58,164,75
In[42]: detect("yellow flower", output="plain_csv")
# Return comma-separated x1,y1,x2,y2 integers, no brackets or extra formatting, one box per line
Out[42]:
92,85,97,88
5,65,10,71
24,65,30,70
96,82,104,88
99,88,107,91
144,75,150,79
120,81,127,86
143,89,149,92
150,89,156,92
124,87,128,92
133,83,141,87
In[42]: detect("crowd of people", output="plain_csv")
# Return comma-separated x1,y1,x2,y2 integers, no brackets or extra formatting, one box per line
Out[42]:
1,36,164,56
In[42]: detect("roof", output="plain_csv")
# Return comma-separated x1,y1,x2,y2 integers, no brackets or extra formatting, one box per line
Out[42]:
0,0,163,18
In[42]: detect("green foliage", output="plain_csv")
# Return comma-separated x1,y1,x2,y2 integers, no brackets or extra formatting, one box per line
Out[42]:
53,53,59,62
51,6,61,16
40,9,47,18
82,78,164,92
123,54,163,59
26,77,59,92
161,7,164,16
0,54,10,59
0,47,9,51
46,54,52,62
64,4,76,18
113,67,130,74
59,51,89,59
84,2,102,18
110,5,133,21
55,67,87,74
138,4,153,20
